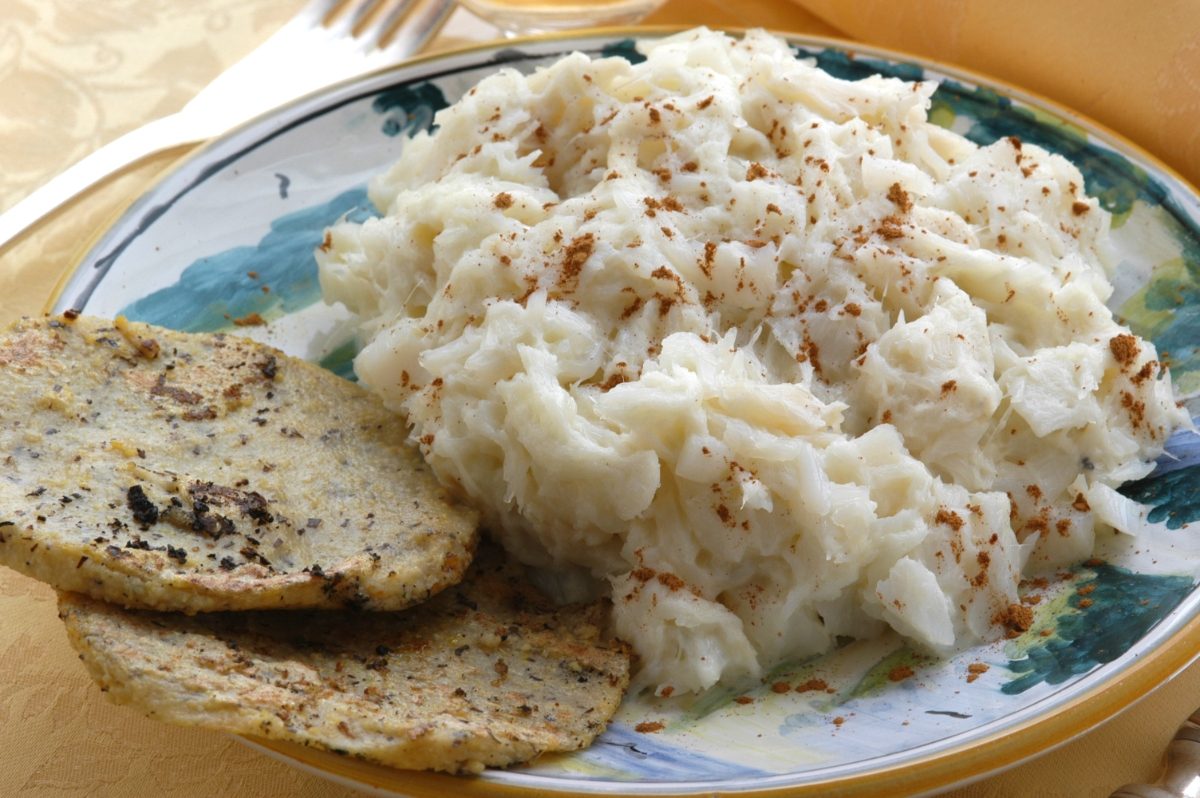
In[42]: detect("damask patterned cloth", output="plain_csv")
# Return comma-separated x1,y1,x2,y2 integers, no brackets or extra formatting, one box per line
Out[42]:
0,2,1197,796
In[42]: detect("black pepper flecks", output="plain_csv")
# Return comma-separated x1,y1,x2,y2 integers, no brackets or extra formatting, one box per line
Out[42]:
244,495,273,526
126,485,159,526
240,546,271,568
189,500,236,538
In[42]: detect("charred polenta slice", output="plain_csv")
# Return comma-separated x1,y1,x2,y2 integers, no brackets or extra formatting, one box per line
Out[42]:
0,314,477,611
58,545,631,774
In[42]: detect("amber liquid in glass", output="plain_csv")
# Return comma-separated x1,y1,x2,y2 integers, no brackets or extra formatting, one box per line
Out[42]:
458,0,667,33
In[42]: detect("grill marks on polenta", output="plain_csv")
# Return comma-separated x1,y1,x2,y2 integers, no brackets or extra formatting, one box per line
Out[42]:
0,315,478,612
58,545,630,774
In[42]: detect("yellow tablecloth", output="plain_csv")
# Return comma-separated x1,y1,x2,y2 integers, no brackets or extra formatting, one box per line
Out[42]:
1,2,1198,795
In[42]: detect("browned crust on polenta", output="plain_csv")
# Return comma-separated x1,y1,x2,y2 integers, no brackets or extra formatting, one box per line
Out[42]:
58,545,631,774
0,315,478,612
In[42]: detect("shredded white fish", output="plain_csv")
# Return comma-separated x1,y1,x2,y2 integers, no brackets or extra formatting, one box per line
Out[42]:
318,28,1187,693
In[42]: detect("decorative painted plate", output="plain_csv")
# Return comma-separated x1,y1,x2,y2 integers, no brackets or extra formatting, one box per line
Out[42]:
56,29,1200,798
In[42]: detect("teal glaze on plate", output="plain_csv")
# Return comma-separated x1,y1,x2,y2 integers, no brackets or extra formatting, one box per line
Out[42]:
372,81,448,137
1003,564,1195,694
1120,247,1200,395
1122,465,1200,529
1119,428,1200,531
120,188,374,332
59,33,1200,795
599,38,645,64
317,336,361,382
119,81,450,336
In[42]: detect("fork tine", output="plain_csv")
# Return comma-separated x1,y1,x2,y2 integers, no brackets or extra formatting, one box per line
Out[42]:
326,0,385,36
297,0,345,25
377,0,455,57
360,0,417,44
358,0,418,49
0,0,456,250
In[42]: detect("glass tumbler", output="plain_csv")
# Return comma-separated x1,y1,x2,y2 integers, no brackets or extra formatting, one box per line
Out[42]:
457,0,670,34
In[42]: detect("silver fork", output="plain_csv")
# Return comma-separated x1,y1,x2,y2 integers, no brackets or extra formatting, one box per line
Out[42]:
0,0,455,253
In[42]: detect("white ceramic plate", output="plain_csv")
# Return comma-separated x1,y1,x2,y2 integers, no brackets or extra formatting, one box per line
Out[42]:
56,29,1200,798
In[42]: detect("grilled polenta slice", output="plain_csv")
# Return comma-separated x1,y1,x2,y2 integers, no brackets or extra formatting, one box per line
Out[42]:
58,544,631,774
0,314,477,611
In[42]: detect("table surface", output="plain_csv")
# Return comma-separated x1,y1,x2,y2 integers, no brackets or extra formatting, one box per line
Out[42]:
1,2,1198,796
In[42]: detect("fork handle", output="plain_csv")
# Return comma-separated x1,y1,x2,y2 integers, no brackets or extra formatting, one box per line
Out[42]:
0,112,196,254
1111,708,1200,797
